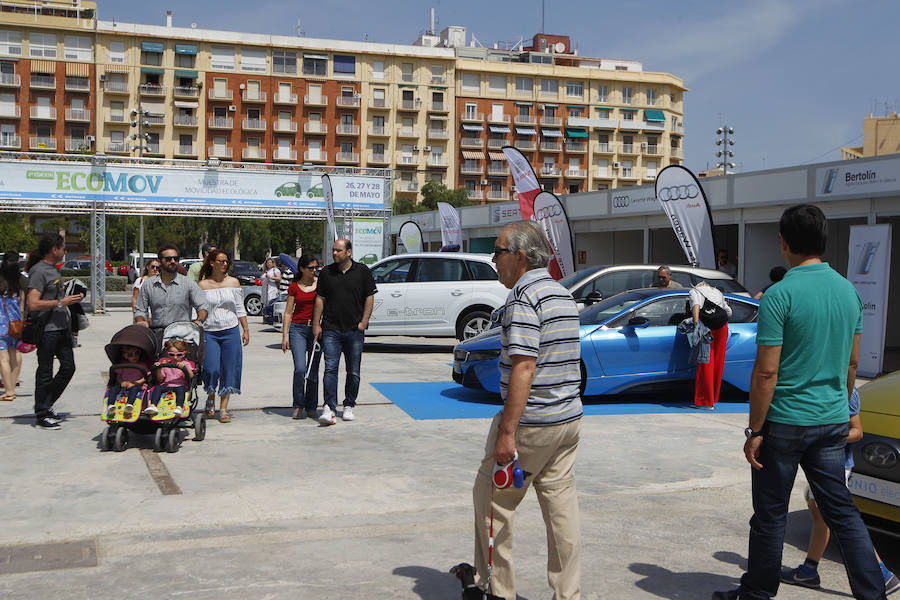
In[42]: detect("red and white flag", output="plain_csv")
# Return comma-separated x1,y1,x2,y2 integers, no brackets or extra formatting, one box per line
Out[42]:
502,146,540,220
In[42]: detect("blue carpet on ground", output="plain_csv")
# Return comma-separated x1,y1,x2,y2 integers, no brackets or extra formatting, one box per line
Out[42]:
371,382,749,420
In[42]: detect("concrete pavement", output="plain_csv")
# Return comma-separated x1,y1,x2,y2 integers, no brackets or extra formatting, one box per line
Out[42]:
0,309,894,599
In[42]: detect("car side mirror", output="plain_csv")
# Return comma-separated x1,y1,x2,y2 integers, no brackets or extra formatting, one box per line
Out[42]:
583,291,603,306
627,316,650,328
490,307,504,328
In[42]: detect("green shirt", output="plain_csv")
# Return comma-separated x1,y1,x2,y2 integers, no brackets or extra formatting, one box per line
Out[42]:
187,261,202,282
756,262,862,426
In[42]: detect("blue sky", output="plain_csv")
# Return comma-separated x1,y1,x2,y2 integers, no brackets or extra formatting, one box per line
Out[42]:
101,0,899,174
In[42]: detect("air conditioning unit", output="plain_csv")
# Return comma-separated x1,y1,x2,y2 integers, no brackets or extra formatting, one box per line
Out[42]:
413,145,420,151
86,135,95,142
423,146,431,151
99,73,106,81
415,98,422,107
228,105,237,112
510,185,516,192
354,93,361,99
612,161,621,169
640,142,648,148
480,179,488,185
537,104,544,111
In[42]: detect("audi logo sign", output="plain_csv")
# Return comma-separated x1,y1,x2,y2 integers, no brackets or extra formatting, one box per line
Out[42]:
657,184,700,202
612,195,630,208
535,205,561,220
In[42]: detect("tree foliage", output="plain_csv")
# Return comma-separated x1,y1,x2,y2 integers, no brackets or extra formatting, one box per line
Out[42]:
0,214,37,252
391,181,474,216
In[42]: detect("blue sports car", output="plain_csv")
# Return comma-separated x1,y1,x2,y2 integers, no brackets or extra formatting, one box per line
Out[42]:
452,288,759,396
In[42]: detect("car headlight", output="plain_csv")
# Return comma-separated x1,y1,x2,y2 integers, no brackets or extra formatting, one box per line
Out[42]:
862,442,898,469
465,350,500,362
453,349,468,362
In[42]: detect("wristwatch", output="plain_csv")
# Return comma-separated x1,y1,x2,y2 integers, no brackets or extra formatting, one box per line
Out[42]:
744,427,763,439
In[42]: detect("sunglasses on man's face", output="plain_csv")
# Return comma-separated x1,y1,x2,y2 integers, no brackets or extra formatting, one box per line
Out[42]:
161,256,180,262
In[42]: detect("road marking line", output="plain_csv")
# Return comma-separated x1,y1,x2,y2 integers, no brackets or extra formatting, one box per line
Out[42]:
140,449,182,495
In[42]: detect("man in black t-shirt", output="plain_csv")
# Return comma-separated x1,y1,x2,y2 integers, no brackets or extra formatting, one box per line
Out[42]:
312,238,377,425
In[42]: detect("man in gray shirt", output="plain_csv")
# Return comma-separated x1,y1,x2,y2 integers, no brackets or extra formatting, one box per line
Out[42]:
26,233,84,429
135,244,208,332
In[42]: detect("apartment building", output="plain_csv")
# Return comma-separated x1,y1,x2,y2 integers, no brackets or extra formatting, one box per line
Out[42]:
0,0,686,205
841,111,900,160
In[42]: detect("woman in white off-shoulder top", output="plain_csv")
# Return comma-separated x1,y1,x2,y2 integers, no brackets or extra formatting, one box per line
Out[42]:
197,249,249,423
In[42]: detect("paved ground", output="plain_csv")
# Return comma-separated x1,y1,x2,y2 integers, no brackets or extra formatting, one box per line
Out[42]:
0,309,895,599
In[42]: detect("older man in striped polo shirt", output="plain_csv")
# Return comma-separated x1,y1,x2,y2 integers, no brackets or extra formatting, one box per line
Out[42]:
473,220,583,600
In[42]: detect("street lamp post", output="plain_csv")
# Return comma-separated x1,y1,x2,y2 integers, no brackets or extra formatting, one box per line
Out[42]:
716,125,736,174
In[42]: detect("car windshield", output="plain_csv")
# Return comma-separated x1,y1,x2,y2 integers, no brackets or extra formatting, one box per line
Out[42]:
696,277,747,294
559,268,602,291
579,290,652,326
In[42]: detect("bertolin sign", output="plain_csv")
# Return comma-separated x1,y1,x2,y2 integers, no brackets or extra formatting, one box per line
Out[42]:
816,157,900,198
610,188,661,215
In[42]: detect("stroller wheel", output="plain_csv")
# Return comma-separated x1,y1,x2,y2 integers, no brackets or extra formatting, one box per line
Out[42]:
113,427,129,452
154,428,165,452
193,412,206,442
166,428,180,453
100,426,112,452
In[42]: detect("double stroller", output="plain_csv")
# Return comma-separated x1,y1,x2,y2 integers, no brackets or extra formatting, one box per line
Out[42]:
100,322,206,453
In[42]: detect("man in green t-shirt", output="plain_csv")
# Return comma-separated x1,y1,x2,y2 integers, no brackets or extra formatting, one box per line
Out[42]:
714,205,884,600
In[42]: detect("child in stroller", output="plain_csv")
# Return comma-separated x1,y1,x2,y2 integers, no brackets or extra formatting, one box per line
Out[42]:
144,339,195,418
102,324,157,423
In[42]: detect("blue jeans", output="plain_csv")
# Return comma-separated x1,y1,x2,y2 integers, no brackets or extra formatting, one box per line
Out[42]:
203,326,242,396
289,323,320,411
739,421,885,599
321,329,364,412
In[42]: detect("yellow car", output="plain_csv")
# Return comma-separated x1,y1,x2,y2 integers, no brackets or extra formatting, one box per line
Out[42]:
851,371,900,534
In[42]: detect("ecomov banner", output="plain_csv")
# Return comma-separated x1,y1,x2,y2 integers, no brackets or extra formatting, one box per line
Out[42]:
654,165,716,269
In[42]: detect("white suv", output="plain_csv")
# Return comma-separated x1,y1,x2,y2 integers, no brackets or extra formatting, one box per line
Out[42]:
367,253,508,340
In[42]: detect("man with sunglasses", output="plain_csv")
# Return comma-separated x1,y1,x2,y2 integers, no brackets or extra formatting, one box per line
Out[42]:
134,244,209,336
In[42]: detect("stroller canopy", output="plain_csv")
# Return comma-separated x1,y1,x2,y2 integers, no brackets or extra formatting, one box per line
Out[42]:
105,324,159,363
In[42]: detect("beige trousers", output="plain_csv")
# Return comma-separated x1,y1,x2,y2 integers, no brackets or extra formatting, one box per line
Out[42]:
473,413,582,600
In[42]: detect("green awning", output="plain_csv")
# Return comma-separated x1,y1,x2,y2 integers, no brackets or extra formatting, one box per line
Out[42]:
514,102,533,106
566,128,588,138
141,41,164,53
174,69,198,78
175,44,197,55
398,83,417,88
644,109,665,122
619,107,638,112
141,67,164,75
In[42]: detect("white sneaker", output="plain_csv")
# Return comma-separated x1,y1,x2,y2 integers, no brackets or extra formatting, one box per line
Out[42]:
143,404,158,416
318,406,335,425
341,406,355,421
173,406,184,417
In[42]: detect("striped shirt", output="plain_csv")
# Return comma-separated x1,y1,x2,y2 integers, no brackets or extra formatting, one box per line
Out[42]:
500,267,583,426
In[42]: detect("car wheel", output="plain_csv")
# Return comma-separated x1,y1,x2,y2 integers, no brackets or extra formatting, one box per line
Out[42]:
275,191,283,197
458,310,491,341
244,295,262,316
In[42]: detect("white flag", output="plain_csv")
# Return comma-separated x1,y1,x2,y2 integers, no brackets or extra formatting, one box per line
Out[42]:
654,166,716,269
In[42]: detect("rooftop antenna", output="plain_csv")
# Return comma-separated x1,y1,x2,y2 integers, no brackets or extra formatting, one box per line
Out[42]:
541,0,545,33
295,18,305,37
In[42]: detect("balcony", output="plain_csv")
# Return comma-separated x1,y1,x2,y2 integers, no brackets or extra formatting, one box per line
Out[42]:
174,144,197,156
104,80,129,94
303,151,327,162
173,86,201,98
594,168,612,179
336,95,360,108
594,142,614,154
64,77,90,92
0,73,20,87
618,119,643,131
273,92,298,104
540,141,562,152
173,115,199,127
670,148,684,159
461,112,484,122
335,152,359,163
396,127,419,138
460,164,482,175
514,139,536,151
30,75,56,90
466,190,483,200
368,125,390,137
143,143,164,155
427,155,447,167
460,137,483,148
671,123,684,135
105,111,125,123
208,116,234,129
336,124,360,136
242,118,267,131
539,167,561,177
398,99,419,111
487,138,507,149
427,129,449,140
487,190,509,201
208,88,234,101
273,149,297,162
65,138,90,151
0,106,20,119
645,145,659,156
64,108,90,122
242,148,266,161
369,98,391,110
565,141,587,153
0,135,20,149
488,113,511,124
105,141,129,154
304,122,327,134
396,153,418,166
619,170,638,181
620,143,638,155
139,83,166,96
207,146,233,159
242,91,267,103
29,107,56,120
487,166,509,176
514,115,537,125
145,114,166,127
564,168,586,178
431,75,445,85
645,120,665,132
397,181,419,193
541,116,563,126
304,94,328,107
367,152,389,164
29,136,56,150
273,120,298,133
428,102,448,112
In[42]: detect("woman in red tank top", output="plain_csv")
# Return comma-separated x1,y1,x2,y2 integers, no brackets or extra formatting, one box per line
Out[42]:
281,254,322,419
